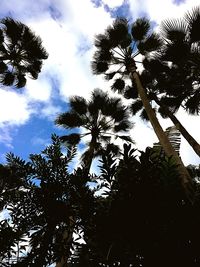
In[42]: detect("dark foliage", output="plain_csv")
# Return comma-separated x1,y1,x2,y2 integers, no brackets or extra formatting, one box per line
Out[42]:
55,88,133,171
68,145,200,267
0,135,94,266
0,17,48,88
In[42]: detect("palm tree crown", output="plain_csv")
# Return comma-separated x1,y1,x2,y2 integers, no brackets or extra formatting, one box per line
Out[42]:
151,7,200,115
55,88,133,171
92,18,162,90
0,17,48,88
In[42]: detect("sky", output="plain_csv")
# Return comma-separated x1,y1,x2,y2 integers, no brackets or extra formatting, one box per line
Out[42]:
0,0,200,167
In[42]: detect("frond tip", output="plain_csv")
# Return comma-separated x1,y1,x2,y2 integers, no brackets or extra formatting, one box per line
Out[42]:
131,18,150,41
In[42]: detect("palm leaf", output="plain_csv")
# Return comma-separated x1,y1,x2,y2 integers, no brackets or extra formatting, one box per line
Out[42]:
111,78,125,93
16,74,26,88
131,18,150,41
69,96,87,115
1,17,23,42
55,112,83,129
185,6,200,43
90,88,108,112
60,133,81,146
91,60,109,74
160,18,187,41
94,33,111,50
0,29,4,43
114,120,132,132
0,62,7,73
138,33,162,54
184,91,200,115
106,18,129,48
129,100,143,115
160,41,190,63
140,108,150,121
124,85,138,99
1,71,15,86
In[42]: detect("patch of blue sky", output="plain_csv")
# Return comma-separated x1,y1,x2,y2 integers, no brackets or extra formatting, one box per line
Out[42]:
173,0,186,5
48,5,63,20
91,0,103,8
105,0,131,20
77,35,92,55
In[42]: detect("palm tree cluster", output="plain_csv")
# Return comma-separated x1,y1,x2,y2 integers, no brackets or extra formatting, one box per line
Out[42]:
91,15,195,200
0,18,48,88
0,5,200,267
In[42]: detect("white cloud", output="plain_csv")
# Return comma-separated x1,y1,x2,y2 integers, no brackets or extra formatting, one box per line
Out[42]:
102,0,125,8
0,0,199,165
0,89,32,124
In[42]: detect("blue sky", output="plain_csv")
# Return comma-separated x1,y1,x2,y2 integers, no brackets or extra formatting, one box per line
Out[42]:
0,0,200,166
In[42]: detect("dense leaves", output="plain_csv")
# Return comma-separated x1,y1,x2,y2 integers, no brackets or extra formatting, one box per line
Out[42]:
0,17,48,88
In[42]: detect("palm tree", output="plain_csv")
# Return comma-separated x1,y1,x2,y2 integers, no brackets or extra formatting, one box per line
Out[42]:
126,63,200,157
55,88,133,267
0,17,48,88
91,18,193,200
139,7,200,157
55,88,133,175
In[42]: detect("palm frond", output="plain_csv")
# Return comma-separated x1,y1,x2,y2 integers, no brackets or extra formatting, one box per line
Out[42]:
69,96,87,115
140,108,149,121
114,120,132,132
60,133,81,146
160,18,187,41
185,6,200,43
1,17,23,42
0,29,4,43
0,62,7,73
93,49,112,62
1,71,15,86
129,100,143,115
88,88,108,114
16,74,26,88
160,41,190,63
184,91,200,115
111,78,125,93
106,18,129,48
104,71,117,80
120,33,132,48
138,33,163,54
55,112,83,129
91,60,109,74
131,18,150,41
112,108,129,123
142,58,168,76
124,85,138,99
94,33,111,50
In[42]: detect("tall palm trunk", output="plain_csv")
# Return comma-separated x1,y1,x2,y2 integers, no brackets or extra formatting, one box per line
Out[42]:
56,137,96,267
56,216,75,267
153,96,200,157
128,60,193,201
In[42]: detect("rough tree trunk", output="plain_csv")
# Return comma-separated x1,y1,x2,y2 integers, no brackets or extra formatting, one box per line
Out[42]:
128,61,193,201
56,140,96,267
155,99,200,157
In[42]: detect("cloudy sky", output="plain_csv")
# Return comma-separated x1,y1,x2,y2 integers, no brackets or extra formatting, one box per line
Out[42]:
0,0,199,166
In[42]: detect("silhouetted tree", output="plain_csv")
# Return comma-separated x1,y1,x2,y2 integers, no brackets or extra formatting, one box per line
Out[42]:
55,88,133,175
91,17,192,200
0,135,94,266
0,18,48,88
